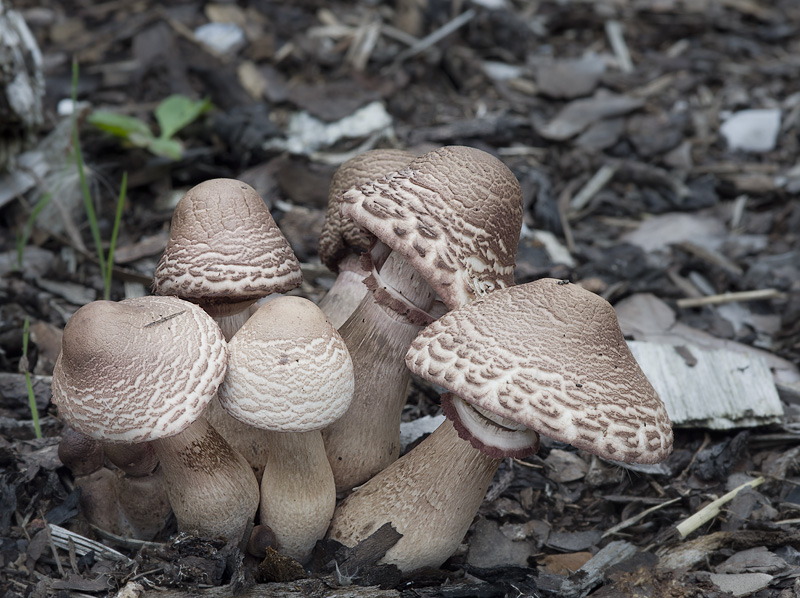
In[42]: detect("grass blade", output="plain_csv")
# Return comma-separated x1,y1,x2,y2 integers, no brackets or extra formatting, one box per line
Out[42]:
71,58,106,277
22,317,42,439
104,171,127,300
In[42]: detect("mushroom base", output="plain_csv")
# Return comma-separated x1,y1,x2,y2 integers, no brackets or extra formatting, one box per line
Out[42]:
152,417,259,545
327,418,501,573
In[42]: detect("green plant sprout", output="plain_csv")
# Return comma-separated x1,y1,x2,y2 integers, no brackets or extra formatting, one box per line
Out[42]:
21,317,42,439
71,58,128,301
88,94,212,160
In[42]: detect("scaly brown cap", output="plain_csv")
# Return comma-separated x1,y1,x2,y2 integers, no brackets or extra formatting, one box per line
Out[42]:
340,146,523,309
318,149,416,272
52,296,228,443
153,178,302,308
406,279,673,464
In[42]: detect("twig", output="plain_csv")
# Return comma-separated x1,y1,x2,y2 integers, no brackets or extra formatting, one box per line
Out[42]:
605,20,633,73
48,524,134,564
391,8,476,66
602,497,681,539
569,164,617,213
557,181,578,254
46,524,66,578
675,477,765,538
676,288,786,309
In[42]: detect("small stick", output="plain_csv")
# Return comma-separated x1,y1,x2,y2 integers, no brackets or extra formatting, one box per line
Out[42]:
602,497,681,539
605,20,633,73
675,476,764,538
677,288,785,309
392,8,476,66
557,181,578,254
569,164,618,213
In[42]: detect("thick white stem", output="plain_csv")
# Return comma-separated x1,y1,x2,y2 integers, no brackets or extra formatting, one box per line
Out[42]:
260,430,336,564
152,416,259,545
317,254,370,329
323,251,435,494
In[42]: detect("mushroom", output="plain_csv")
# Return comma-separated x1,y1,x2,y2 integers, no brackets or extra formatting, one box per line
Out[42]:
103,442,172,540
217,296,354,563
153,178,303,474
322,145,523,493
153,178,302,340
58,426,125,536
327,279,673,572
317,149,415,328
51,295,259,545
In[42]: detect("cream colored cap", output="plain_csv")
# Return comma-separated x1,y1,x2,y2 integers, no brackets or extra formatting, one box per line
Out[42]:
218,296,354,431
52,296,228,443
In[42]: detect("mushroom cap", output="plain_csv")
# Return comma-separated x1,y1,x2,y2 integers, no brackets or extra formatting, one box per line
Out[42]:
52,296,228,443
340,145,523,310
218,296,354,432
318,149,415,272
153,178,302,307
405,279,673,464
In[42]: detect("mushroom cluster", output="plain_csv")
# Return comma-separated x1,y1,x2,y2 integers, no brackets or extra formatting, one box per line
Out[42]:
52,147,673,574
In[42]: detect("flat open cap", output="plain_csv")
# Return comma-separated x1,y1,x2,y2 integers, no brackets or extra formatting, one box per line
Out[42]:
218,296,354,432
318,149,415,272
153,178,302,307
340,146,523,310
52,296,228,443
405,279,673,464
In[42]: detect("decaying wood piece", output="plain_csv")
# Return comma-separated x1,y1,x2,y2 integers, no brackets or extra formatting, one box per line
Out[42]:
0,0,44,171
540,540,638,598
140,577,401,598
657,530,800,572
627,341,784,429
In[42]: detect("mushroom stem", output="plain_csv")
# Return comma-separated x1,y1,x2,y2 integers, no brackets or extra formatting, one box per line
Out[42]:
327,417,501,572
103,442,171,540
208,302,258,343
317,254,370,329
323,249,435,493
259,430,336,564
58,428,126,536
150,416,259,545
202,301,271,479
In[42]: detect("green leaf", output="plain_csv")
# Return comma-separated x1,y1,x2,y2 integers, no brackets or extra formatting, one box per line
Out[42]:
147,137,184,160
88,111,154,140
155,95,212,140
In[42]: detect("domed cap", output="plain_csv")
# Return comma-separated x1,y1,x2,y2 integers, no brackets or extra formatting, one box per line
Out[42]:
153,178,302,307
340,145,523,310
52,296,228,443
318,149,416,272
218,296,354,432
405,279,673,464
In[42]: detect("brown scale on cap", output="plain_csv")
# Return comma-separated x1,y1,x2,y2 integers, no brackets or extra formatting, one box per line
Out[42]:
406,279,673,464
52,296,227,444
318,149,416,273
153,178,302,312
340,145,523,310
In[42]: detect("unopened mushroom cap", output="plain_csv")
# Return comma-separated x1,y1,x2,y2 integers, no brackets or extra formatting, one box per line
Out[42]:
405,279,673,464
52,296,228,443
318,149,415,272
340,145,523,309
153,178,302,306
218,296,354,432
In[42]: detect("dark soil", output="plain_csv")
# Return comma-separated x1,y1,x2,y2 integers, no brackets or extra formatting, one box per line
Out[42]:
2,1,800,597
